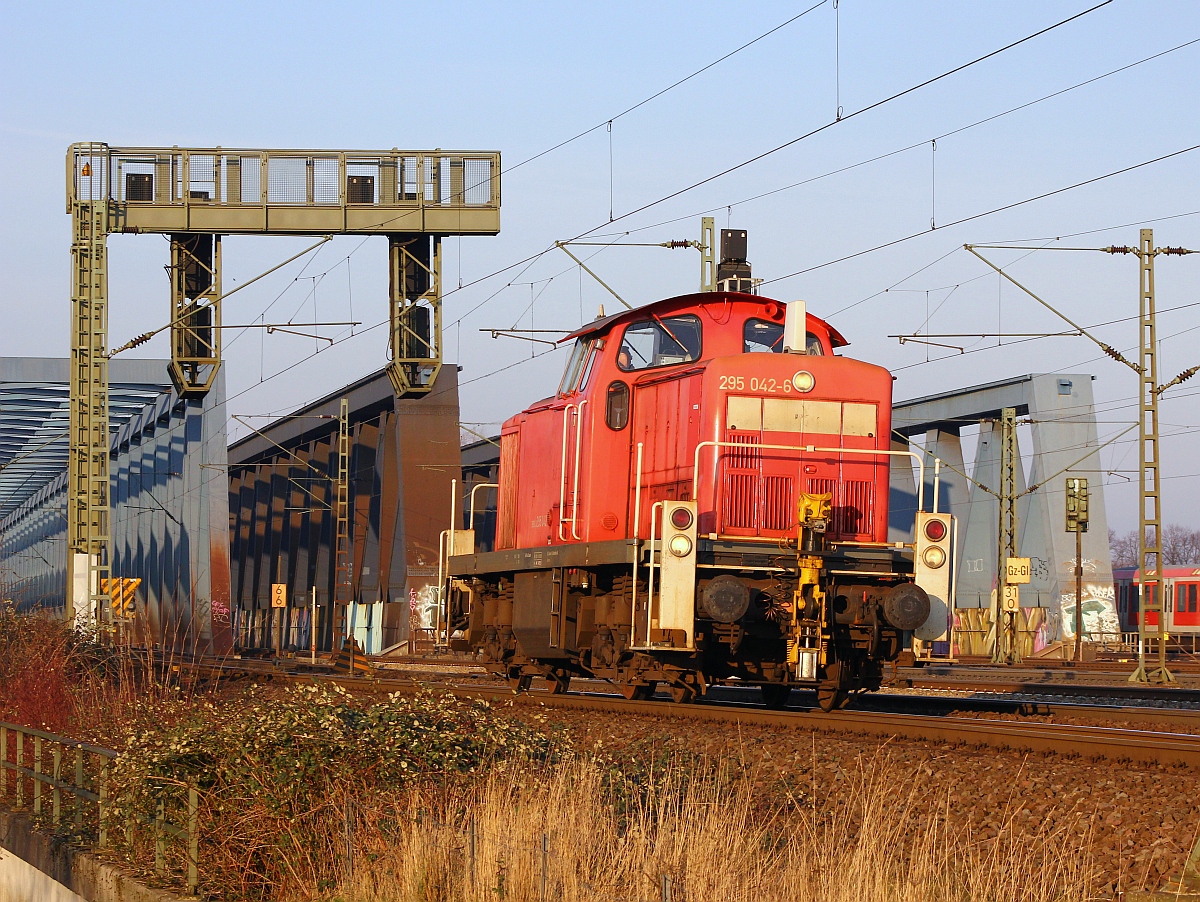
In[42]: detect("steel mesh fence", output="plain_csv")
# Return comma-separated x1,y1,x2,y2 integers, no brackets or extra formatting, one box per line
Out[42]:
71,147,498,210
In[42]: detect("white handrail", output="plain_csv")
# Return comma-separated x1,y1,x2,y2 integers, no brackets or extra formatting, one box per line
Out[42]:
645,502,664,646
692,441,927,513
631,442,644,638
435,528,449,646
469,482,499,531
570,399,588,540
447,478,457,647
558,404,576,541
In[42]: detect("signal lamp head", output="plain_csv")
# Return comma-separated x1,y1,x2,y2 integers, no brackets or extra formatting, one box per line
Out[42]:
668,535,693,558
670,507,694,530
923,518,948,542
792,371,815,393
922,546,947,569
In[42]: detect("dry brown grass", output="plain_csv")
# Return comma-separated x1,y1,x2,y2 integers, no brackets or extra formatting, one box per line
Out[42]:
333,752,1100,902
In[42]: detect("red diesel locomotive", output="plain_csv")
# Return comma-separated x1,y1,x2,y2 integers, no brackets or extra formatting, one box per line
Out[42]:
447,287,946,710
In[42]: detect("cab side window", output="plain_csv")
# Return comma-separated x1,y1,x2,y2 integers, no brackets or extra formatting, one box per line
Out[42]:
743,317,824,355
617,314,702,371
605,380,630,429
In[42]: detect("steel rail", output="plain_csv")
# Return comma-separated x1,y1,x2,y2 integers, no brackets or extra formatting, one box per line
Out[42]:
349,679,1200,768
170,655,1200,768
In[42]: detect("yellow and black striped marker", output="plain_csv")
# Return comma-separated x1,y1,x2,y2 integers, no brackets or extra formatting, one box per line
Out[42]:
332,638,373,676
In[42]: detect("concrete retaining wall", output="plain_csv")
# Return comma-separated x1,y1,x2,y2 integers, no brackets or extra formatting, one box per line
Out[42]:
0,809,185,902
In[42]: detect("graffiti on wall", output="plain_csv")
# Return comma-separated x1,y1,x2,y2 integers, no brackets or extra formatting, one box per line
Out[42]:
1056,555,1118,639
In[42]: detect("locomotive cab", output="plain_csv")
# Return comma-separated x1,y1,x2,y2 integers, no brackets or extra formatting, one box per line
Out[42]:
449,290,948,709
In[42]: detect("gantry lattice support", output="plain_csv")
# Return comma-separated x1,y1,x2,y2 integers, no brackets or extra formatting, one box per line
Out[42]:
65,143,500,626
388,235,442,397
68,145,112,629
169,234,222,397
992,407,1020,664
1131,229,1172,684
334,398,351,608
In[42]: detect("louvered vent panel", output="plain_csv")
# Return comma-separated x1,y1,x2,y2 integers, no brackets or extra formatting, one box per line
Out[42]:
723,474,758,529
806,478,837,498
721,431,762,530
762,476,794,531
841,480,875,537
724,431,761,469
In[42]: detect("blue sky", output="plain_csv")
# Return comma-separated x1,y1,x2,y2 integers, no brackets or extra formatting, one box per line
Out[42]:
2,1,1199,531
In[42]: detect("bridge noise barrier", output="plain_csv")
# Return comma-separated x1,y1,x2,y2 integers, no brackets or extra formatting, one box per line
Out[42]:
889,374,1115,653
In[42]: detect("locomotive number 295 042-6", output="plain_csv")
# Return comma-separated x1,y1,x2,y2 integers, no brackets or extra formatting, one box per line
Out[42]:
718,375,791,393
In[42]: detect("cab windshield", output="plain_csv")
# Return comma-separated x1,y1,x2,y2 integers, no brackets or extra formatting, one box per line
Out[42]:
744,318,824,355
557,339,596,396
617,314,702,371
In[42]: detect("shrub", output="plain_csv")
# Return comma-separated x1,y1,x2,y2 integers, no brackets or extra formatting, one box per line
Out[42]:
107,684,555,899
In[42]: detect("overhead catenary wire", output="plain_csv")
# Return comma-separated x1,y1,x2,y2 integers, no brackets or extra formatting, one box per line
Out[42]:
421,0,1121,333
501,2,829,178
888,224,1200,374
568,1,1115,242
223,160,1200,419
584,32,1200,244
764,141,1200,289
213,1,1200,436
306,2,1140,348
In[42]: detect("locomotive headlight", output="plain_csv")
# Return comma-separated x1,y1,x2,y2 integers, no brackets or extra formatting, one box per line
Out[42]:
922,545,947,569
792,371,815,393
668,535,693,557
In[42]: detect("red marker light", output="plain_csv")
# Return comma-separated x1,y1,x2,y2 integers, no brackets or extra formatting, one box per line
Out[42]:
924,518,948,542
670,507,694,530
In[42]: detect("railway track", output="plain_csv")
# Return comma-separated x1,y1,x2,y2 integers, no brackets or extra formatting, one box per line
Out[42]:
173,654,1200,769
894,665,1200,704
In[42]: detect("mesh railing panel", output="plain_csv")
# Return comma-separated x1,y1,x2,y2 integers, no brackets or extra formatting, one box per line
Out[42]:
70,147,499,210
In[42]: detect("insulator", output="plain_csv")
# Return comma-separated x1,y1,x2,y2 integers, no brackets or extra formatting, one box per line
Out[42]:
662,240,690,249
1161,246,1192,256
1105,246,1133,255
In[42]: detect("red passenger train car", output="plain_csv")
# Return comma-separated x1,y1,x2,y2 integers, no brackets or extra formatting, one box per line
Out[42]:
448,287,948,709
1114,567,1200,644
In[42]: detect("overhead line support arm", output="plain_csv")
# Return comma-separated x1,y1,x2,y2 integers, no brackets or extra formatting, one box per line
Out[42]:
555,242,632,310
964,244,1142,373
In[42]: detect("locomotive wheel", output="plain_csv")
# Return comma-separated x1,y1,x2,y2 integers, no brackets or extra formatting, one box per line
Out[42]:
760,684,792,709
620,681,657,701
508,671,532,694
668,683,697,704
546,672,571,694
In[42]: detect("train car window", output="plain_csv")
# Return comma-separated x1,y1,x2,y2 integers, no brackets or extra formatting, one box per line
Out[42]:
556,339,596,396
1178,584,1188,613
617,314,702,371
743,318,824,355
1190,583,1197,612
605,380,629,430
